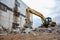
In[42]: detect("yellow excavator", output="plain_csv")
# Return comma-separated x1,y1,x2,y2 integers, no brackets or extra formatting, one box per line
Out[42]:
24,7,56,28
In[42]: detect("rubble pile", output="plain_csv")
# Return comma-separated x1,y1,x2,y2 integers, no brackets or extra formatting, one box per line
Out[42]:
0,26,60,40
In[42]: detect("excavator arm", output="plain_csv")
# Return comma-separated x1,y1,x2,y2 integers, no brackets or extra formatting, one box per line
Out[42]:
26,7,46,27
25,7,56,28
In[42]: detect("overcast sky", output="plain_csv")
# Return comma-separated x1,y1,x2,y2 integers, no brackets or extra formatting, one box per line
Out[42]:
22,0,60,28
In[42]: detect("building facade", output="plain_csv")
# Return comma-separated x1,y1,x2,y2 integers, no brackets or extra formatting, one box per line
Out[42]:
0,0,28,31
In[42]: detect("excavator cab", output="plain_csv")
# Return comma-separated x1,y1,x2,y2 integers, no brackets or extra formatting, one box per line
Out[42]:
45,17,52,28
45,17,56,27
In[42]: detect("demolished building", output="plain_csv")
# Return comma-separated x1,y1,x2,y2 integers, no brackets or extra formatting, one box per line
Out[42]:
0,0,31,32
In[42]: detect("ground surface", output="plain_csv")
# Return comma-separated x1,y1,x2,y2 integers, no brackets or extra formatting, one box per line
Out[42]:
0,33,60,40
0,26,60,40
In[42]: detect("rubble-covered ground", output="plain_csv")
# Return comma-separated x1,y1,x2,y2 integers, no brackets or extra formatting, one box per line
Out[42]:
0,26,60,40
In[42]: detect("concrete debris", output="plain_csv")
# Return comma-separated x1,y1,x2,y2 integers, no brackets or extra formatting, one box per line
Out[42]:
0,25,60,34
0,25,60,40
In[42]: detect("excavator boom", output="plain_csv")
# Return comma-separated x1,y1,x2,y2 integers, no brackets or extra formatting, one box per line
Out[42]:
26,7,46,27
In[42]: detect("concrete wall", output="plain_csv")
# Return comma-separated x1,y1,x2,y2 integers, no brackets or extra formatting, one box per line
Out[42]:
0,0,33,29
20,15,26,27
18,0,28,16
0,0,14,31
0,0,28,15
0,0,15,9
17,0,28,27
0,10,13,31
